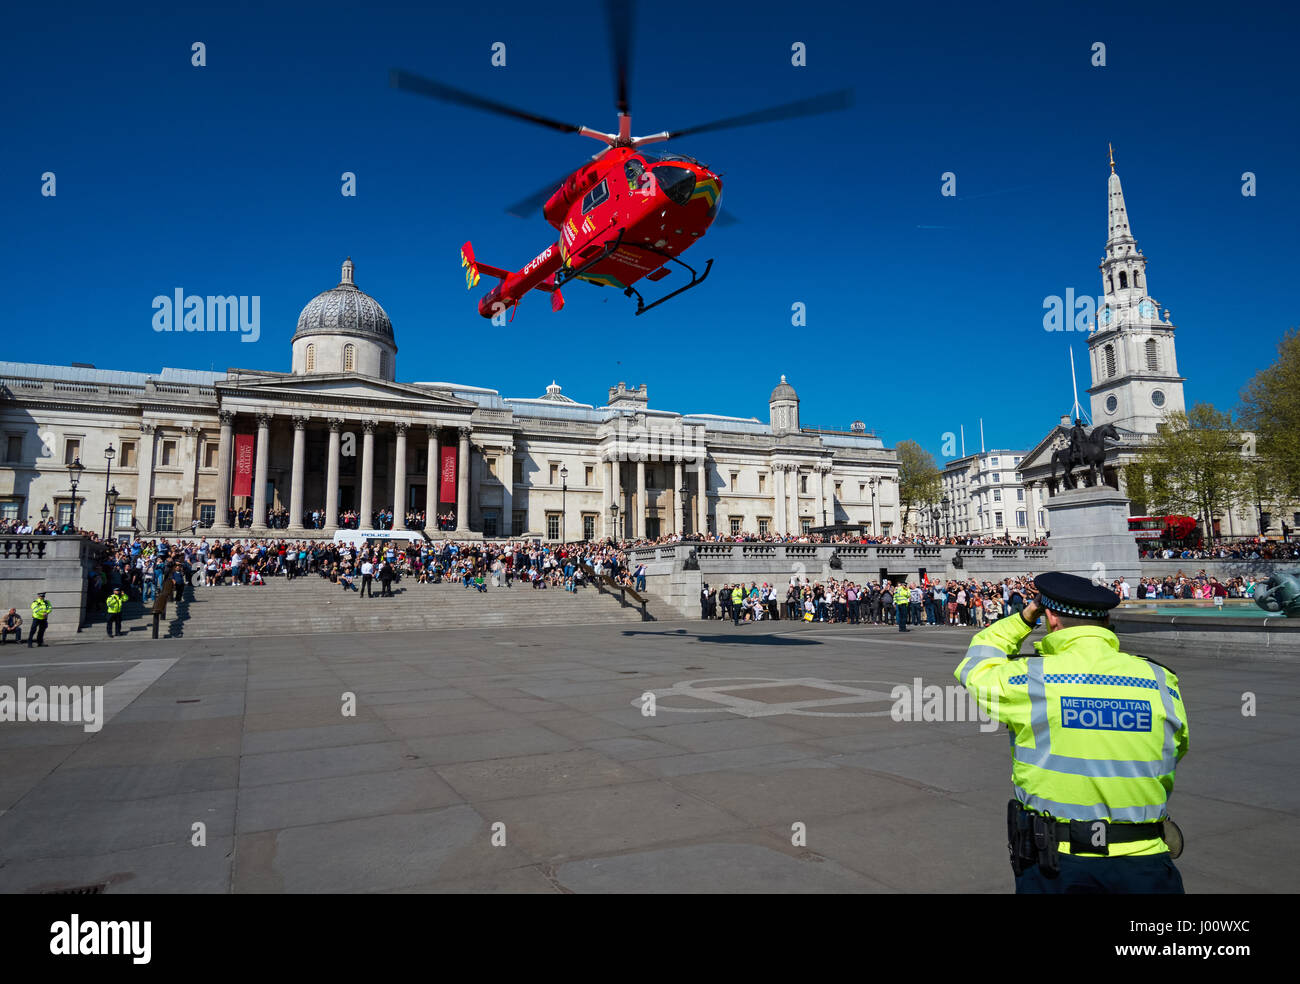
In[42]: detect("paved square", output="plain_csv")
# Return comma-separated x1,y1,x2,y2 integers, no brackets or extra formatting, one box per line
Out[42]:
0,620,1292,893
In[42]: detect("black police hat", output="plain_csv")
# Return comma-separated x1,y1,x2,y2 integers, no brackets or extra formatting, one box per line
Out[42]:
1033,572,1121,619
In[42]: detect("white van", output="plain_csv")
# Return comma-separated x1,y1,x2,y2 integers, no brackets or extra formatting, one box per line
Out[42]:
332,529,428,550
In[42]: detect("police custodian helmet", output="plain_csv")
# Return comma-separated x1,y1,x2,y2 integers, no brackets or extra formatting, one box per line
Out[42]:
1033,572,1121,619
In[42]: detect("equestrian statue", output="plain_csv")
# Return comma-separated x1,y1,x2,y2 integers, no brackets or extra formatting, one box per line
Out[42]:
1050,420,1121,489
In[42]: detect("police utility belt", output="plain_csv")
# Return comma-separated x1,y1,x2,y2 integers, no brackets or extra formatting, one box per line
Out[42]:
1007,801,1183,877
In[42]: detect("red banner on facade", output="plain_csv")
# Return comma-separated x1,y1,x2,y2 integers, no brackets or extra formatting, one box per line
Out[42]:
439,445,457,503
233,433,255,497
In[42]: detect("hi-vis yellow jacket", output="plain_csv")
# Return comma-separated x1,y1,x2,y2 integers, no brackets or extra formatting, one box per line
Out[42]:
106,593,124,614
955,613,1188,857
31,598,52,620
893,585,910,606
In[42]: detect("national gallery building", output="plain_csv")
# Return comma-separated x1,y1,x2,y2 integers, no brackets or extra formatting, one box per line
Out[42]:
0,259,901,540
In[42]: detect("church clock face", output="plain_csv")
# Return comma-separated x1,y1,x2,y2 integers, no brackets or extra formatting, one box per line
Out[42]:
1139,300,1156,319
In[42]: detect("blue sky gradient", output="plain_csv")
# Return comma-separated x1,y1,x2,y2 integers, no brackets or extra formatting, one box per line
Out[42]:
5,0,1297,460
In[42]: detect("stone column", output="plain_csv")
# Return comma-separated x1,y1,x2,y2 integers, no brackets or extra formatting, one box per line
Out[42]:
501,445,514,537
455,427,470,534
786,467,798,532
773,464,786,535
425,427,439,524
673,460,684,533
602,455,613,537
289,416,307,529
696,457,707,534
821,465,834,526
393,422,409,529
360,420,376,527
326,419,342,528
635,459,646,538
869,478,880,533
252,413,271,528
611,458,622,537
215,410,234,527
136,423,156,530
182,426,201,528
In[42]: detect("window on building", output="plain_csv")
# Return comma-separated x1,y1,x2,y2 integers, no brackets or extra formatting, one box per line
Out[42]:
994,511,1003,527
379,351,388,377
583,514,595,540
513,510,526,534
64,439,81,465
0,500,20,521
5,436,20,462
758,474,767,494
1038,510,1045,527
1014,456,1021,465
546,513,561,540
114,503,133,530
513,460,524,485
758,518,769,536
58,502,74,525
1016,510,1026,527
801,518,812,534
1104,344,1116,377
1146,338,1159,371
1017,488,1024,501
155,503,174,532
483,510,499,538
306,343,316,372
730,471,739,488
199,503,216,527
992,473,1000,482
585,466,594,486
729,518,742,535
343,344,355,372
203,443,218,469
800,475,808,494
1118,271,1128,289
161,440,177,466
993,489,1002,502
991,457,999,466
549,463,559,485
120,441,136,468
882,522,892,535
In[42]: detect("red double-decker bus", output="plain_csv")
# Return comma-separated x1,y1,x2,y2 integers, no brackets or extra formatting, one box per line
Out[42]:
1128,515,1199,548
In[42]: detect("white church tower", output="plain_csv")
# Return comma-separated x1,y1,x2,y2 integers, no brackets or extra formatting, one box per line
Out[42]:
1087,147,1186,436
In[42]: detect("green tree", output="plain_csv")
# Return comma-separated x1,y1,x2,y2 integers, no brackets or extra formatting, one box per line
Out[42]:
1136,403,1249,545
896,440,942,532
1239,326,1300,503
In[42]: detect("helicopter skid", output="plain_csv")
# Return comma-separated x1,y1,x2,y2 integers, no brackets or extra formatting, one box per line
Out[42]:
619,247,713,316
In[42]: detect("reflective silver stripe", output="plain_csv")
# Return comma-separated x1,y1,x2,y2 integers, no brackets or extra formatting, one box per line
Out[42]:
1013,785,1167,823
959,644,1006,687
1150,663,1182,773
1026,657,1052,752
1015,744,1167,779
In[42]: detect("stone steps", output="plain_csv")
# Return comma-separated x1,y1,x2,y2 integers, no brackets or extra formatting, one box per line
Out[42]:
81,578,651,639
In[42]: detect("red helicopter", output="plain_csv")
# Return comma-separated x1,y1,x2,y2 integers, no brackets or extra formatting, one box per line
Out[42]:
391,0,850,318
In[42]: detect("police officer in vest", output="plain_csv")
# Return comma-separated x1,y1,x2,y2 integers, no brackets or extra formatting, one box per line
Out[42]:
106,587,125,638
955,572,1187,893
28,592,52,647
893,582,911,632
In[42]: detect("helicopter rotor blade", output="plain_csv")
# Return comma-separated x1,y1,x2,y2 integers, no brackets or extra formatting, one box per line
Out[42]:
504,172,575,220
390,68,584,135
663,88,853,140
607,0,634,117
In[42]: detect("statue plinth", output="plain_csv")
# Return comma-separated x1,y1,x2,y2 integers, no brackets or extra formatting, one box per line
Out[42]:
1043,486,1141,585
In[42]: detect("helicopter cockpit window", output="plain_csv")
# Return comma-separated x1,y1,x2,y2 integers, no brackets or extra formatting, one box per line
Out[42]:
624,158,647,194
653,165,695,206
581,179,609,213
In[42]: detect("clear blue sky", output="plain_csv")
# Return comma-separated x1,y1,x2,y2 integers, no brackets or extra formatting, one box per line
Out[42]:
5,0,1297,462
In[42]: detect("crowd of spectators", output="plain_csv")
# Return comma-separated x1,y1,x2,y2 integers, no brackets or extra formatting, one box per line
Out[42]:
1140,538,1300,561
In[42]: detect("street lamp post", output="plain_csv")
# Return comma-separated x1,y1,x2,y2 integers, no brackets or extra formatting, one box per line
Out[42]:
941,494,950,538
40,503,50,527
560,464,568,543
105,486,120,540
102,443,116,539
609,502,620,542
66,458,85,533
867,476,879,535
931,506,941,539
680,482,689,535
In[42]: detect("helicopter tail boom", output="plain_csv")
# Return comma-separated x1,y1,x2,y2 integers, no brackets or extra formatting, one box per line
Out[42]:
473,241,565,319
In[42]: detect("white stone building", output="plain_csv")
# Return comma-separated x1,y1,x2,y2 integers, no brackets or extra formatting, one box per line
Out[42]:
934,450,1047,540
0,260,901,540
